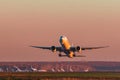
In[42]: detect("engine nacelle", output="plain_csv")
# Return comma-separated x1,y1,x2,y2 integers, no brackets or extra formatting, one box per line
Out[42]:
76,46,81,52
51,46,56,52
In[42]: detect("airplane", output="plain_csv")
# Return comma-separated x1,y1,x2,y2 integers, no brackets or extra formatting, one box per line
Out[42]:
13,66,29,72
30,36,109,58
30,66,38,72
30,66,47,72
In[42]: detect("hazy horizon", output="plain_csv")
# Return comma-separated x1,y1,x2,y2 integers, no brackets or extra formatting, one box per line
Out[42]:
0,0,120,61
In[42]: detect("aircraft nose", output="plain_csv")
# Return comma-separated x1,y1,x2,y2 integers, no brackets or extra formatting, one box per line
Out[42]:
60,36,66,39
60,36,63,39
60,36,63,42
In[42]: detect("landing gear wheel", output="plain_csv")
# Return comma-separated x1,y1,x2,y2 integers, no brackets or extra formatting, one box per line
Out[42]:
59,53,62,57
73,54,76,57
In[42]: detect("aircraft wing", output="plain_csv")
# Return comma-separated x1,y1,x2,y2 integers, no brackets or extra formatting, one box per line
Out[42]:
30,46,51,49
81,46,109,50
30,46,63,52
70,46,109,52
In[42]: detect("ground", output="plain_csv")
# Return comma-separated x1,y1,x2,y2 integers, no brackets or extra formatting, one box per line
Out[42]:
0,72,120,80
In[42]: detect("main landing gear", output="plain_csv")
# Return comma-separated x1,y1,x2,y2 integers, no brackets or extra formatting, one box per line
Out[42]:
73,54,76,57
59,53,62,57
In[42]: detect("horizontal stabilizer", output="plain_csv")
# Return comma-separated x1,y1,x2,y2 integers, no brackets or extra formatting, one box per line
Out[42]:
59,55,86,57
75,55,86,57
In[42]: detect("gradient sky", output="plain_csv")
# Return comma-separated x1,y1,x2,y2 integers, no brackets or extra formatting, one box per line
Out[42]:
0,0,120,61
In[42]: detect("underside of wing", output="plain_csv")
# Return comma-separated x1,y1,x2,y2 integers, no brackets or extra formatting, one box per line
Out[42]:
70,46,109,52
30,46,63,52
30,46,51,49
81,46,109,50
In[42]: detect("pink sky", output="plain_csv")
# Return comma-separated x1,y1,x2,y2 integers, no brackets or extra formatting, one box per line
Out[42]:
0,0,120,61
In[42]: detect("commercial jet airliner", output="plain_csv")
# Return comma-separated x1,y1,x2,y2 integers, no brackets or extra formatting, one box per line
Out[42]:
30,36,108,58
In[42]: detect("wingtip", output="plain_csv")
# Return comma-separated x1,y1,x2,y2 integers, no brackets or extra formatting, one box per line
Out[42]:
29,45,33,47
101,46,110,48
105,46,110,47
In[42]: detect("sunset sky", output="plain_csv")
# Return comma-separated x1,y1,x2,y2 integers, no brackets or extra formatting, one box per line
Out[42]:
0,0,120,61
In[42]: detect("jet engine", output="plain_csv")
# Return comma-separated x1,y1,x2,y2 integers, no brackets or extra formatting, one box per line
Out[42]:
76,46,81,52
51,46,56,52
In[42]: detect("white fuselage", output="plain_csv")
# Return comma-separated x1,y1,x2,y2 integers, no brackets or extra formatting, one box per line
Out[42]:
59,36,74,58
